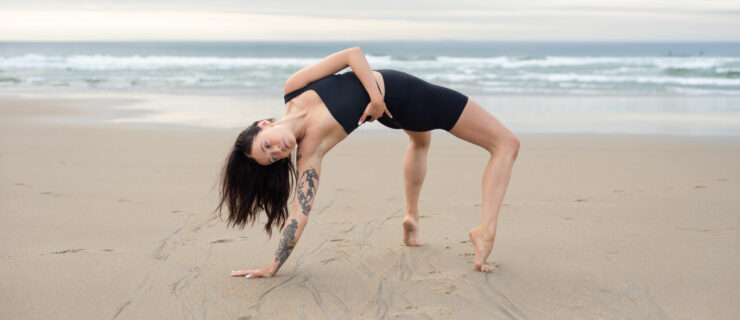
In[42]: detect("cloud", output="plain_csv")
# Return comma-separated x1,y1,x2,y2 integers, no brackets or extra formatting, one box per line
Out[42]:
1,1,739,41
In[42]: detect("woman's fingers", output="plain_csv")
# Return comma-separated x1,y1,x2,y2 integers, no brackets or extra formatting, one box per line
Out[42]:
358,105,376,124
358,102,391,125
230,269,254,277
358,105,371,125
230,269,265,278
384,108,393,119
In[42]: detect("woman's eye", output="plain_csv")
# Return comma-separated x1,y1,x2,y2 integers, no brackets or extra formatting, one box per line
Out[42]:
265,141,270,148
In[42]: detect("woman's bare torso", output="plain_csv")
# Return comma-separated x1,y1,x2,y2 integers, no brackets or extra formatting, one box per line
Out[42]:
285,71,386,159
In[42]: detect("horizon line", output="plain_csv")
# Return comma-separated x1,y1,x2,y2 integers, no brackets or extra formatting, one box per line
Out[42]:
3,40,740,43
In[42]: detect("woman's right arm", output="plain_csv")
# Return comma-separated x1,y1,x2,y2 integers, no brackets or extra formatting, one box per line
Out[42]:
284,47,381,100
284,46,390,123
230,152,322,278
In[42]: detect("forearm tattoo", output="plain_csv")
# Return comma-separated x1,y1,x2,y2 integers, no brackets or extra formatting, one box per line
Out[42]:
274,218,298,269
297,168,318,216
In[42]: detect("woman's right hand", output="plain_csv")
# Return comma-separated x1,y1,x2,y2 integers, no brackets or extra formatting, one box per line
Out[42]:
358,98,393,125
230,268,274,279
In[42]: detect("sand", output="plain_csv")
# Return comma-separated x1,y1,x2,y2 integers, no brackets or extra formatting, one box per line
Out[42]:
1,96,739,319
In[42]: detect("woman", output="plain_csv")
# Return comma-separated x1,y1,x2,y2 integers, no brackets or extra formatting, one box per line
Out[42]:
218,47,519,278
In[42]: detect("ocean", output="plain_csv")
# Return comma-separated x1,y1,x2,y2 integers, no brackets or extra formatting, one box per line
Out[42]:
1,41,739,134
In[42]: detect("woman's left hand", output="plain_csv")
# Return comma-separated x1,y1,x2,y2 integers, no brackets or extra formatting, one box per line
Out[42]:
358,99,393,125
230,268,273,279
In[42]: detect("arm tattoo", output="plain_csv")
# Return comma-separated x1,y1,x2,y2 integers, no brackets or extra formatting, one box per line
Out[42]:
297,168,318,216
274,218,298,269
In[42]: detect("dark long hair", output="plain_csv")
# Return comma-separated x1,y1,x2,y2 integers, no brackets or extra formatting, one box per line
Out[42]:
215,118,296,237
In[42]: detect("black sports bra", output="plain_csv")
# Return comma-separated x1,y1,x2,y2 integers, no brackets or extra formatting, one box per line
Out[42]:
283,71,397,134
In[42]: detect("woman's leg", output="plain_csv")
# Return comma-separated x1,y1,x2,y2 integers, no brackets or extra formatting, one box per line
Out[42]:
449,99,520,272
402,130,431,246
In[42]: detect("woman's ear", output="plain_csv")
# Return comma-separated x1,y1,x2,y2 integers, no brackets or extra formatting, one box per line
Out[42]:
257,120,272,128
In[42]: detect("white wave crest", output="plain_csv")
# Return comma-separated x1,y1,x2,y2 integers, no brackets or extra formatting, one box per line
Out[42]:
436,56,740,69
0,54,319,70
516,73,740,86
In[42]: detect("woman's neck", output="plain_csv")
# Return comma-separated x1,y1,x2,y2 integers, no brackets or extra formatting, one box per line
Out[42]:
275,107,309,140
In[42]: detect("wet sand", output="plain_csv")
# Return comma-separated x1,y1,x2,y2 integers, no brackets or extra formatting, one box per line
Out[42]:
1,97,739,319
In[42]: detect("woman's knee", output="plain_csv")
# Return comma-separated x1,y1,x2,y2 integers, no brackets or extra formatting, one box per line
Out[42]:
407,131,431,150
487,133,519,159
508,134,520,159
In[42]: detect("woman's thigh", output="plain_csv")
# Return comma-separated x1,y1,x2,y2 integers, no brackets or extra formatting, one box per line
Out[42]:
449,99,517,152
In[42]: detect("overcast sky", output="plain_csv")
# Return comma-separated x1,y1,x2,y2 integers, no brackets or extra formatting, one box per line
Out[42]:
1,0,739,41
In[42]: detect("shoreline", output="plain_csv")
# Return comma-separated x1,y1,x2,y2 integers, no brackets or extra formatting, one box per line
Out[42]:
1,93,740,137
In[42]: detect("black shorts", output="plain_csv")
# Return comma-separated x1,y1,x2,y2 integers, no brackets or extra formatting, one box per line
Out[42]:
377,69,469,132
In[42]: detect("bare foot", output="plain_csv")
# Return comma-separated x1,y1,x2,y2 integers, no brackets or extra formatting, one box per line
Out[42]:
402,216,426,246
469,226,495,272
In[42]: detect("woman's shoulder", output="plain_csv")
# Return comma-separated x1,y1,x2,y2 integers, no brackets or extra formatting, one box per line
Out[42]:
296,116,347,162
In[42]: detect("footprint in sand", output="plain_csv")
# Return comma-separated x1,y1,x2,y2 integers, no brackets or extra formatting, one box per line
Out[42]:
101,249,115,252
563,217,574,221
677,227,713,233
40,191,62,197
13,182,26,186
210,239,234,244
694,185,707,189
434,284,458,295
612,189,624,193
52,249,85,254
574,198,589,202
117,199,133,203
716,178,728,182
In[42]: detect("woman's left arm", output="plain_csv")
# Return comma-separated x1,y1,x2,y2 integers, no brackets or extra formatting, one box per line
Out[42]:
230,153,322,278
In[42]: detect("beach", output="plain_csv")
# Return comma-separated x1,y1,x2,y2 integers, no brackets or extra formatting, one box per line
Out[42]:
1,96,739,319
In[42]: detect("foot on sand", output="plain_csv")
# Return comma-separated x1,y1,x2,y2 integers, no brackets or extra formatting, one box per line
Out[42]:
402,216,426,246
469,226,495,272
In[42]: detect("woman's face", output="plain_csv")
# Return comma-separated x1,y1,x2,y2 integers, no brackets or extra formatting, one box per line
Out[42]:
249,121,295,166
